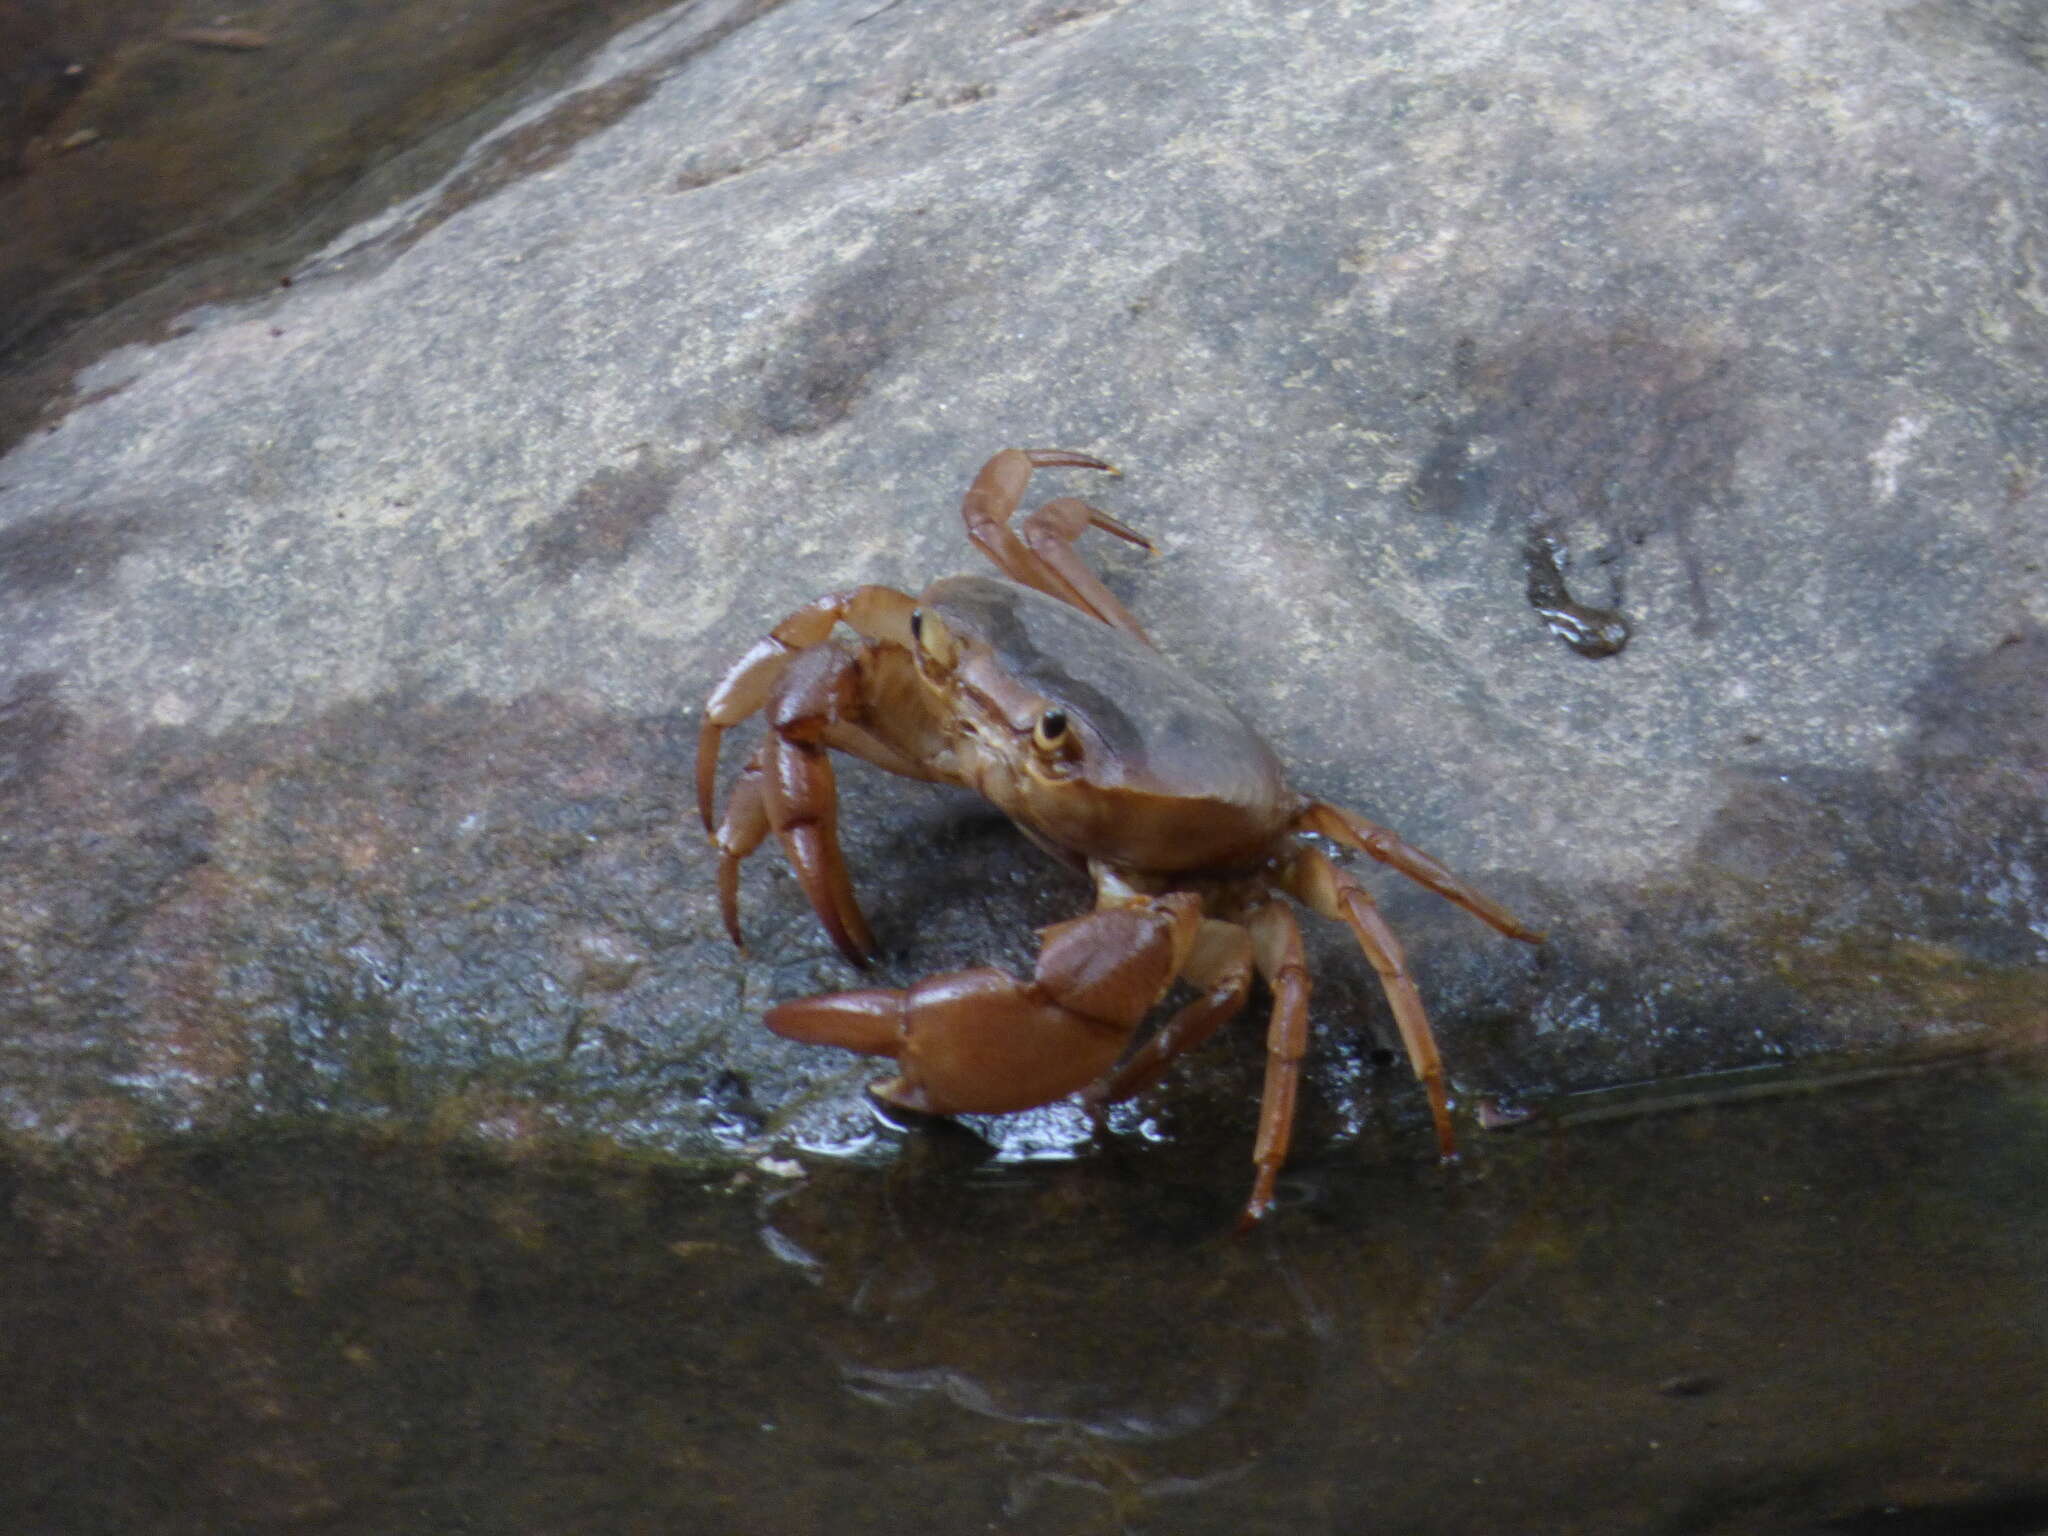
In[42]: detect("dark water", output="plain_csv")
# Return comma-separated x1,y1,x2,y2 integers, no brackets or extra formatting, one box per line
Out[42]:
4,1051,2045,1535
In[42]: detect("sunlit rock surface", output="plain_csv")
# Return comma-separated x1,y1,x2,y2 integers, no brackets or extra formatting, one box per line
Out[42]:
2,0,2043,1159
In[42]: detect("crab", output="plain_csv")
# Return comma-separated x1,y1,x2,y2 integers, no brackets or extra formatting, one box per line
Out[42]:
697,448,1544,1226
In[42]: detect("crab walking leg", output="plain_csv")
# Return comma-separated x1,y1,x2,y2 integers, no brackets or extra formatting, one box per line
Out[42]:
710,754,770,948
959,448,1153,641
1289,846,1460,1162
716,706,960,953
1016,497,1156,645
756,646,879,967
1241,902,1312,1230
697,585,919,832
1297,803,1546,945
1081,917,1253,1111
766,895,1204,1117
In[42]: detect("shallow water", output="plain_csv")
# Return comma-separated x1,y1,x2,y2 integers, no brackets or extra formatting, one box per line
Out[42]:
4,1050,2045,1535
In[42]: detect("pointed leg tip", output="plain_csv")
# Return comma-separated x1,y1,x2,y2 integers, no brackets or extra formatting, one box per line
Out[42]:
1434,1124,1460,1161
867,1076,934,1116
839,909,879,966
1429,1100,1461,1164
1236,1165,1280,1233
831,933,877,969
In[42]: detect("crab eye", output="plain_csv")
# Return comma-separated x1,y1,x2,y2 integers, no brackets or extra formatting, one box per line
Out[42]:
909,607,956,671
1032,708,1070,754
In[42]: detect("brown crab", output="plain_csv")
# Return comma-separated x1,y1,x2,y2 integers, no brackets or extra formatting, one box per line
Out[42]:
697,448,1544,1226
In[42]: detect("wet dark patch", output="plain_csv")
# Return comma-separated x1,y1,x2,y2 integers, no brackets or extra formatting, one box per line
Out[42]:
1905,625,2045,765
671,159,745,192
517,444,686,581
756,258,923,437
1016,0,1122,39
1409,325,1743,655
0,683,742,1146
0,504,147,596
0,671,73,795
1473,628,2048,1098
1714,627,2048,974
1523,526,1631,657
853,795,1087,975
1407,417,1475,519
2,609,2039,1175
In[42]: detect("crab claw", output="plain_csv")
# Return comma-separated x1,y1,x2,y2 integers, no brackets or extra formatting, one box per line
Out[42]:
766,896,1203,1115
959,447,1153,642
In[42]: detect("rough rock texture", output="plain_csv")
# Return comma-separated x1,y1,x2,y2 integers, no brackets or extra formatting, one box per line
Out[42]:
2,0,2044,1161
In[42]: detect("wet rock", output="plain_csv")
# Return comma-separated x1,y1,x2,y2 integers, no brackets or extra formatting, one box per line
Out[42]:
2,0,2044,1161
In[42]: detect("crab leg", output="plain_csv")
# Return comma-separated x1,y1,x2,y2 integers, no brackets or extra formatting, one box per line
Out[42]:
1242,902,1312,1230
1297,803,1545,945
1015,497,1156,646
697,585,919,833
960,448,1154,642
1080,917,1253,1110
725,644,876,965
710,753,770,948
1288,846,1460,1162
765,895,1204,1118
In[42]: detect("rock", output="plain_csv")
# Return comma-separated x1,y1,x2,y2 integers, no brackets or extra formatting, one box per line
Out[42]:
2,0,2043,1163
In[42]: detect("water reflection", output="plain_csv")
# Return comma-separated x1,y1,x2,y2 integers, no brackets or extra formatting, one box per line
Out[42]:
748,1113,1589,1530
3,1051,2044,1533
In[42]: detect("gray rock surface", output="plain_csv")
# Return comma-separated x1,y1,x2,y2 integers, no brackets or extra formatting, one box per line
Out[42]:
3,0,2043,1162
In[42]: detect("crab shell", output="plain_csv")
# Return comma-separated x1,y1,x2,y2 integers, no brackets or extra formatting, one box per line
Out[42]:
918,573,1297,875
